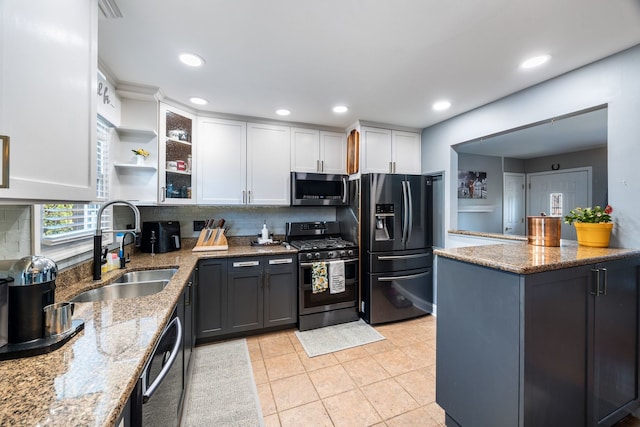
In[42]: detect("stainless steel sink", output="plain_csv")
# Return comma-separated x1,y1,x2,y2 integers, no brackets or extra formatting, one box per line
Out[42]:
112,268,178,284
71,268,178,302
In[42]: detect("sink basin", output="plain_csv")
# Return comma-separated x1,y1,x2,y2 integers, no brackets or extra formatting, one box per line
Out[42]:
71,280,170,302
112,268,178,284
70,269,178,302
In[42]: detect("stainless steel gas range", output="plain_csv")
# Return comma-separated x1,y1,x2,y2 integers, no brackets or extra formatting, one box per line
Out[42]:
285,221,359,331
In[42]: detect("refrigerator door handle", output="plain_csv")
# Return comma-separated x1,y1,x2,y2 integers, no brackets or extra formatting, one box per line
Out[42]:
401,180,409,244
402,181,409,245
406,180,413,245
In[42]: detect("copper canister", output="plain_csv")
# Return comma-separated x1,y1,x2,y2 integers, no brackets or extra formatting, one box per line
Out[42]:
527,216,561,246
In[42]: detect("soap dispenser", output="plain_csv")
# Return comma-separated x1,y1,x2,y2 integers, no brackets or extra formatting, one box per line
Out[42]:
261,221,269,241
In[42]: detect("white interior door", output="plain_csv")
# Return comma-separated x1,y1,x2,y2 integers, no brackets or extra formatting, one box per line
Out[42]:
503,173,526,235
527,168,591,240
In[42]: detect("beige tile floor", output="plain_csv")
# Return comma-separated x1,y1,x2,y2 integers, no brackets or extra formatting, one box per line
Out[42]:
247,315,444,427
247,315,640,427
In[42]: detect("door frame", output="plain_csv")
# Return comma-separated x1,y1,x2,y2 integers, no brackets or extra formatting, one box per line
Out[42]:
503,172,526,235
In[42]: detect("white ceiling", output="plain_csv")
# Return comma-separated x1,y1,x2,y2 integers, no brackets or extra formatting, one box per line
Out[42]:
98,0,640,130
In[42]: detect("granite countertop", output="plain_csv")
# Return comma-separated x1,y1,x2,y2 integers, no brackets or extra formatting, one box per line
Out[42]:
435,240,640,274
448,229,527,242
0,241,297,426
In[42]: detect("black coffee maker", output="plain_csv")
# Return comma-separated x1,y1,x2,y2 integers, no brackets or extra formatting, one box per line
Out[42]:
7,256,57,343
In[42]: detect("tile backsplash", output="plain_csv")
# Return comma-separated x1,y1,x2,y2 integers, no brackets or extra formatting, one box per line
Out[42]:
124,205,337,239
0,206,31,260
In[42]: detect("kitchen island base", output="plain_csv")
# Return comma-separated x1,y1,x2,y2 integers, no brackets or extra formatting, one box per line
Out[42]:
436,254,640,427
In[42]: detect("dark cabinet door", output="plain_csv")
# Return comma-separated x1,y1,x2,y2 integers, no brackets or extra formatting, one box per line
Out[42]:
264,256,296,327
591,258,640,426
196,259,227,339
228,259,263,333
183,271,195,372
524,266,591,426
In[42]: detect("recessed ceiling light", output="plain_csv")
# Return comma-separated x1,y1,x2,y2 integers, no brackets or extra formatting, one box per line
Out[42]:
332,105,349,114
189,97,208,105
276,109,291,116
433,100,451,111
520,54,551,69
179,53,205,67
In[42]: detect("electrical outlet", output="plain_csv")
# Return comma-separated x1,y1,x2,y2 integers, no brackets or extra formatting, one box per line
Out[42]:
193,220,205,231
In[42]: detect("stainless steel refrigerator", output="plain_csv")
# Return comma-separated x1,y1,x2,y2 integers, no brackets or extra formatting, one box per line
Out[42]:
360,173,433,324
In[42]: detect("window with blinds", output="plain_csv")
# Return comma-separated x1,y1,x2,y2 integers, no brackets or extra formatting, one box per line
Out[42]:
40,117,112,246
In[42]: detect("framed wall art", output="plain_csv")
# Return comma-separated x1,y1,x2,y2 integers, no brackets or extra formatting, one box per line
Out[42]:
458,170,487,199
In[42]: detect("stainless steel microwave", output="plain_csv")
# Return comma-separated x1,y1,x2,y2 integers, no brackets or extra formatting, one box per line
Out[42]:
290,172,349,206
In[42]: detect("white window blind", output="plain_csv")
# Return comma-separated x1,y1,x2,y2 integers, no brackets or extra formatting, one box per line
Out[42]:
40,117,112,246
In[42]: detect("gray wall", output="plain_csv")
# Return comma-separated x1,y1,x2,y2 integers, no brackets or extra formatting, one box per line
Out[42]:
457,153,503,233
455,147,608,234
422,44,640,249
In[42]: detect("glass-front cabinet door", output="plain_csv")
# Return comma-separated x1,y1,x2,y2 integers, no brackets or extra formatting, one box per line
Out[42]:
159,103,195,204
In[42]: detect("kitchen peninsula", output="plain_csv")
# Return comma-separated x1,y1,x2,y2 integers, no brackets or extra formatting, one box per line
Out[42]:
435,241,640,426
0,241,296,426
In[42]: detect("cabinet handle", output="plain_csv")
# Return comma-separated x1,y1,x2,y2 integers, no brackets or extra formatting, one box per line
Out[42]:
242,190,246,203
590,268,600,296
161,187,166,202
185,281,192,306
248,190,252,204
600,267,608,295
264,271,269,288
389,162,393,173
321,160,324,172
232,260,260,267
317,159,321,172
269,258,292,265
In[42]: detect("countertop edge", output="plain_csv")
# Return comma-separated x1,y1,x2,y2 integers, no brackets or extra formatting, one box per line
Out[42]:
435,243,640,274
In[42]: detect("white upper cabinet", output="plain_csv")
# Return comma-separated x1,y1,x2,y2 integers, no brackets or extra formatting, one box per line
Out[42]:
391,130,421,174
360,126,421,174
247,123,291,205
197,117,247,205
0,0,98,201
291,128,346,174
197,119,290,205
319,131,347,174
361,127,393,173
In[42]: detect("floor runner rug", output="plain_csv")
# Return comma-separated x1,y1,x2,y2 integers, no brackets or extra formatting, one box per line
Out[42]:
181,339,263,427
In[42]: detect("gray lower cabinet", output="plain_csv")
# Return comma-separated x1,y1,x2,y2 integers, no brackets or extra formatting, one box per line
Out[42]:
196,255,296,341
196,258,228,339
436,256,640,427
228,255,297,333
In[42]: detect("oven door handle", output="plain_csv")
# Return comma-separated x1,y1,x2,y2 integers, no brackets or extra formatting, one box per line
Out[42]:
300,258,358,267
378,271,430,282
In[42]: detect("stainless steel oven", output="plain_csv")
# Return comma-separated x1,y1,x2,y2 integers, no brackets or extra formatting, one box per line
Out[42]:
286,221,360,331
